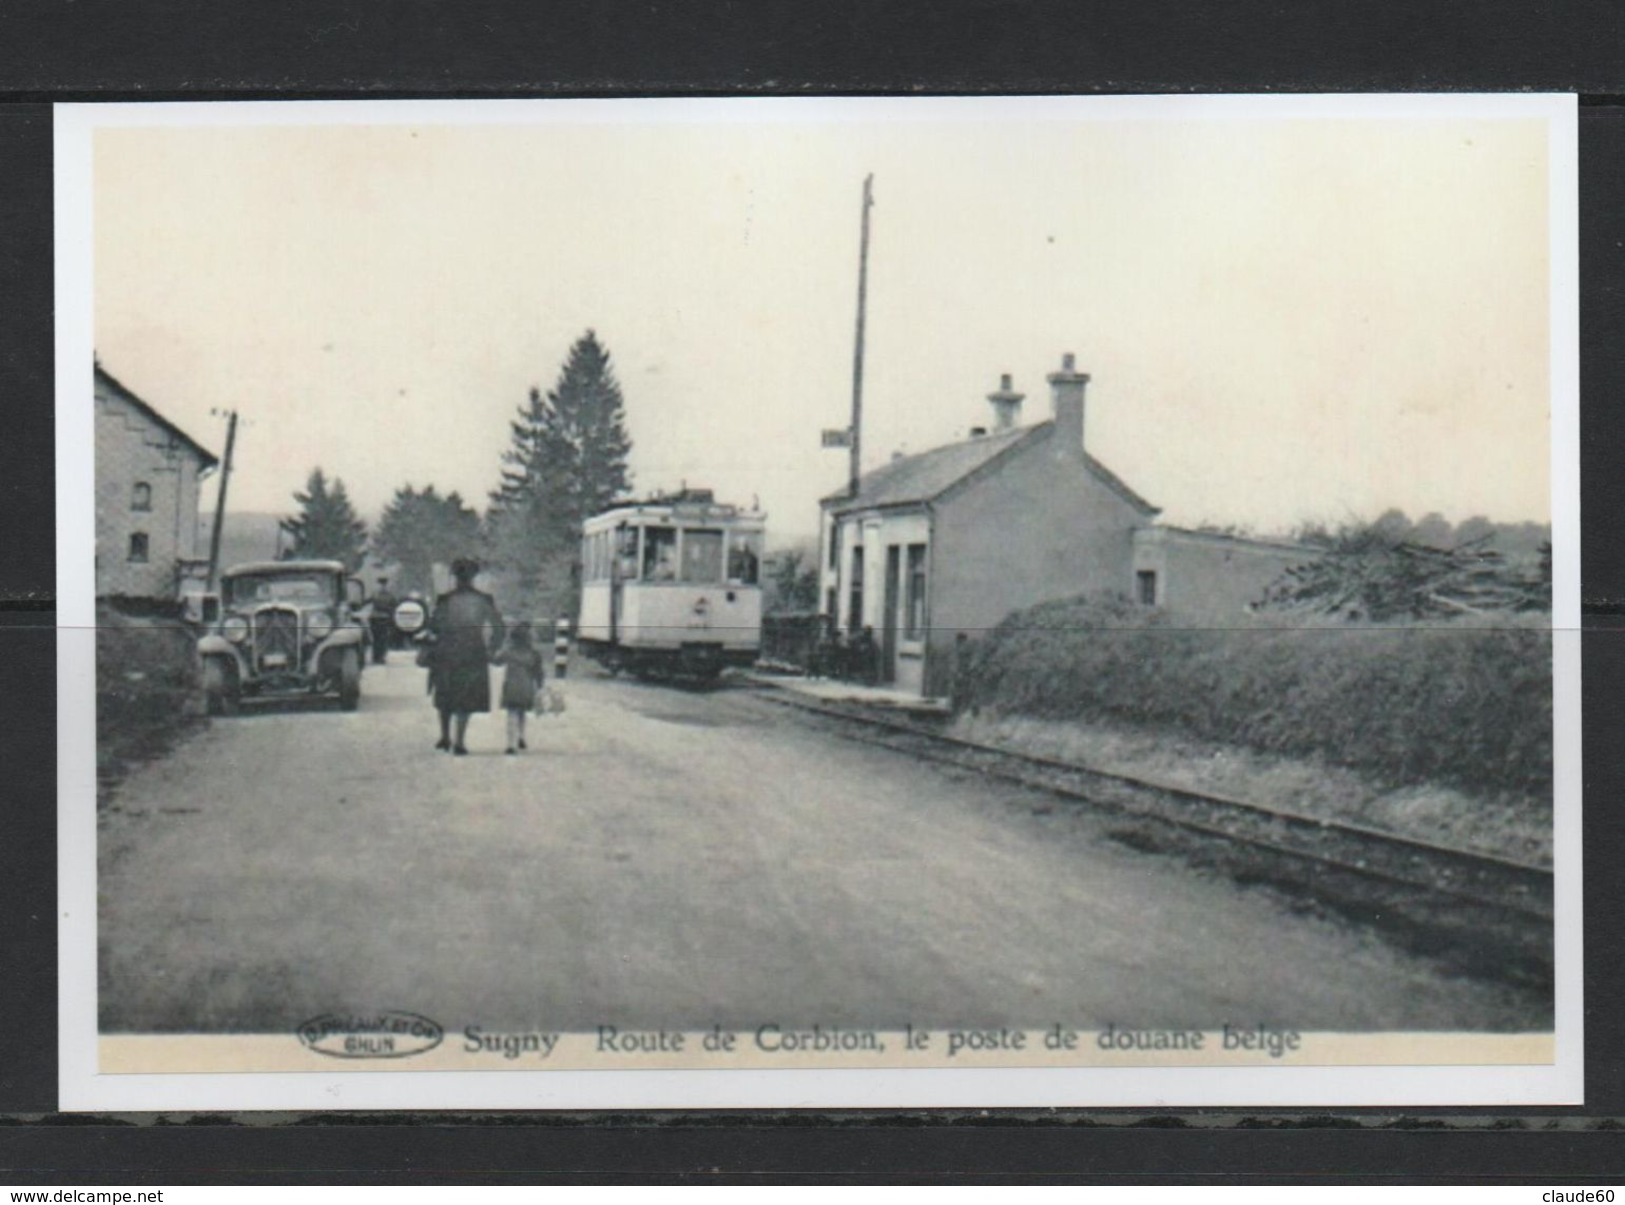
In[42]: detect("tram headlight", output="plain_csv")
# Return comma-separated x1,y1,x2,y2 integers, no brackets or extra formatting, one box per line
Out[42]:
306,610,335,641
221,615,250,644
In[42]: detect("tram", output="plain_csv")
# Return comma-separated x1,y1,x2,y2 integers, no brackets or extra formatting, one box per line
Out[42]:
577,489,765,680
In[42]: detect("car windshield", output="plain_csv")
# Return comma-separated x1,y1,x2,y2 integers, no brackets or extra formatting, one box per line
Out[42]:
226,574,336,605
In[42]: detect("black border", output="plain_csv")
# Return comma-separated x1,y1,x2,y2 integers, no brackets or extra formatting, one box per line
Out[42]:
7,0,1625,1183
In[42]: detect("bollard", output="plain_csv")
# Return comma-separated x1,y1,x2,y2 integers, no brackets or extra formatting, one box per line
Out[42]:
554,616,571,680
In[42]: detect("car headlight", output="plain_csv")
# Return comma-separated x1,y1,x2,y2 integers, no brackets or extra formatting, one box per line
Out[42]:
221,615,250,643
306,610,335,640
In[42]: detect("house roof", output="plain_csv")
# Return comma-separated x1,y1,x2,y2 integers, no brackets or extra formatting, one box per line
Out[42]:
94,363,219,469
822,421,1159,517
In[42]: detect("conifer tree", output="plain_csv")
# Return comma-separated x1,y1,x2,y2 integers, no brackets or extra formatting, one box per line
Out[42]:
488,331,634,609
279,467,369,572
374,484,482,596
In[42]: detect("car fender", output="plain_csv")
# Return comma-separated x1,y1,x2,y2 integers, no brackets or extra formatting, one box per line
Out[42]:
308,626,365,674
197,634,248,675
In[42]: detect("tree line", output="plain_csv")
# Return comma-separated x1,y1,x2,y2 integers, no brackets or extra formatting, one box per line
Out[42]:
277,330,632,613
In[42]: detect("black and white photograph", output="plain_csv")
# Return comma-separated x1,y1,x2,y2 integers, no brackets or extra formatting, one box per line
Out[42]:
54,95,1580,1110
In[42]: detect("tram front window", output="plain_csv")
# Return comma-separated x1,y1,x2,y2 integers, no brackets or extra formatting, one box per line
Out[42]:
727,532,762,585
680,528,724,583
642,526,677,581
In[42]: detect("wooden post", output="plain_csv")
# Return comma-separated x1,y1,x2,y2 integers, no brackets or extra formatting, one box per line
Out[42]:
205,410,238,592
848,173,874,499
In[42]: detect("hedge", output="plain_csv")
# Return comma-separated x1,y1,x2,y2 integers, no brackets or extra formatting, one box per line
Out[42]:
962,594,1551,798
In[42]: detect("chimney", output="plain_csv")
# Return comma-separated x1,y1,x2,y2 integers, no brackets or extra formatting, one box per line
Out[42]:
987,373,1024,430
1047,352,1090,451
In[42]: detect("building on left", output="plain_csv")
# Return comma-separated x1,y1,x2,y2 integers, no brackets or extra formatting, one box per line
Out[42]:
94,363,218,602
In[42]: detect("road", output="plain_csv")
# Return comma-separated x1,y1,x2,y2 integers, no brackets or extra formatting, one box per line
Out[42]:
98,654,1546,1034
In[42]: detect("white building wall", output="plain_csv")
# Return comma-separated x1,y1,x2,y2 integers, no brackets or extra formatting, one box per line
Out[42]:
95,381,212,599
824,509,932,635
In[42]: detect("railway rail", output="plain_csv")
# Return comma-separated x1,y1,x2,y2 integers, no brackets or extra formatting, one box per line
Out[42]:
754,686,1554,985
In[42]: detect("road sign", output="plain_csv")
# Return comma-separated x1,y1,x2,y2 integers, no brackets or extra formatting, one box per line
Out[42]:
822,427,853,449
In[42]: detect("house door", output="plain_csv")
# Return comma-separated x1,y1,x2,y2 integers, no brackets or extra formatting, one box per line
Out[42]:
881,545,901,684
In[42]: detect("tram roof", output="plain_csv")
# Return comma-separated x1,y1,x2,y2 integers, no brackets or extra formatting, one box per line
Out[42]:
584,499,765,529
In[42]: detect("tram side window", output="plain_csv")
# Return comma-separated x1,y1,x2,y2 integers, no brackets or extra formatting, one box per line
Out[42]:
727,531,762,585
616,527,640,580
642,525,678,581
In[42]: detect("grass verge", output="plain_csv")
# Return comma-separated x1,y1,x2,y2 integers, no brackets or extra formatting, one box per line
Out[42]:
97,605,204,808
960,594,1552,861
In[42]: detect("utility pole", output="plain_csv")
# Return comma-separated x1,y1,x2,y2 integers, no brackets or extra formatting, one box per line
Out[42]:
206,409,238,592
848,173,874,498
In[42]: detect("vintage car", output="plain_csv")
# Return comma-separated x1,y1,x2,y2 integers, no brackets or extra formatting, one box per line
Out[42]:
197,559,369,714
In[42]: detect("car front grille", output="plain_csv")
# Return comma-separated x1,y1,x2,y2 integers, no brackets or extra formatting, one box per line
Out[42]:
253,606,300,672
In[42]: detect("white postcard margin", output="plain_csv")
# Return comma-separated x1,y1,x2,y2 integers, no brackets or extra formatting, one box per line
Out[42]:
55,93,1582,1111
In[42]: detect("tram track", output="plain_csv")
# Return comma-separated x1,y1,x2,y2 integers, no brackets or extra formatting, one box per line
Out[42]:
753,686,1554,987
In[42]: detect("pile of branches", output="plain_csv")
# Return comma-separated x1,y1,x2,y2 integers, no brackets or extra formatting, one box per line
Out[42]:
1261,528,1550,621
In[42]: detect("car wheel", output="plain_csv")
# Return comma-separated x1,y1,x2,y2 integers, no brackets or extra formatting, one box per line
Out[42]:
202,656,239,717
337,648,361,711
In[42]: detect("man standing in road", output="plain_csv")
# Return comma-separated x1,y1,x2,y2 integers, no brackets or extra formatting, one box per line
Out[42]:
369,576,399,665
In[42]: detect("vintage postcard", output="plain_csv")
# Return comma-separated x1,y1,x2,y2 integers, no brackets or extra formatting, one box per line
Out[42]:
56,95,1580,1110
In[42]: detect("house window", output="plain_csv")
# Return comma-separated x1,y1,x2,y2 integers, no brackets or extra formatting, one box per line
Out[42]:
131,482,152,512
128,532,150,563
904,543,927,638
847,545,864,631
1136,569,1158,606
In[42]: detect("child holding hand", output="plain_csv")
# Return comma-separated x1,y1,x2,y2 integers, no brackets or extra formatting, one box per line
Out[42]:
493,621,546,755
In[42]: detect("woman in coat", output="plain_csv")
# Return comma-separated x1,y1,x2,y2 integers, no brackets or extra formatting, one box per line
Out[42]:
427,557,504,755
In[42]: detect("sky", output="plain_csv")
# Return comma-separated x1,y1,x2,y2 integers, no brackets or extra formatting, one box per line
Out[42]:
92,100,1555,543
